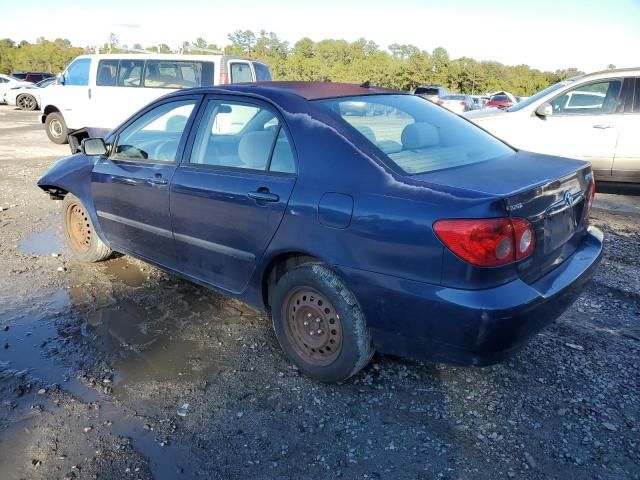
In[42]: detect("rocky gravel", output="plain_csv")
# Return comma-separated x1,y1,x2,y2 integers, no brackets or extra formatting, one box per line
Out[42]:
0,106,639,479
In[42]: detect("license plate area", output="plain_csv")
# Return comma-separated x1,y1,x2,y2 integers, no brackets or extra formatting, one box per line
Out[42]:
544,208,577,253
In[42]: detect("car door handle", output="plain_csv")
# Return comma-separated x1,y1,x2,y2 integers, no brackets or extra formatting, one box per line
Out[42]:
248,191,279,202
146,175,168,185
593,124,614,129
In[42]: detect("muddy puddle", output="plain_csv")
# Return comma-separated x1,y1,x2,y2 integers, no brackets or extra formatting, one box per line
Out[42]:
17,228,64,256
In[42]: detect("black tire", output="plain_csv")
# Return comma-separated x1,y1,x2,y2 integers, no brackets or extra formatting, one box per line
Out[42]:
271,263,374,383
17,94,38,111
62,193,112,262
45,111,68,144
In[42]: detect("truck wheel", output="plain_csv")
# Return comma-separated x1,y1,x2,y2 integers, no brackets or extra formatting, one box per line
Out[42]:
17,94,38,111
45,112,69,144
62,194,112,262
271,263,374,383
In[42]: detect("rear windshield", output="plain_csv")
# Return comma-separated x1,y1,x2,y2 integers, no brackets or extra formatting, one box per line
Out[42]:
490,95,510,101
318,94,512,175
253,62,272,82
415,87,440,96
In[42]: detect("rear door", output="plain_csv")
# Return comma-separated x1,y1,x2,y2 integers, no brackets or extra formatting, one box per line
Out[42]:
170,96,297,293
92,96,201,267
612,77,640,182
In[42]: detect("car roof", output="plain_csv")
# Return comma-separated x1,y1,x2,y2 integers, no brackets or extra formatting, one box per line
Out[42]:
189,81,401,101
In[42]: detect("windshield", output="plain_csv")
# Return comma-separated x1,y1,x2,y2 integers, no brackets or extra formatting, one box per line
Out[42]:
506,79,578,112
318,94,513,175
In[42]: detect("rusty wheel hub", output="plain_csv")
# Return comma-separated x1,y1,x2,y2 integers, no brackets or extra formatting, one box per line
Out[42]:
66,202,91,253
283,288,343,366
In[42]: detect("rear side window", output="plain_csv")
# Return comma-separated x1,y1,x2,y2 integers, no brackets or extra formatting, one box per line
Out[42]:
634,78,640,113
97,60,118,86
144,60,204,88
318,94,512,175
230,63,253,83
64,58,91,86
118,60,143,87
253,62,272,82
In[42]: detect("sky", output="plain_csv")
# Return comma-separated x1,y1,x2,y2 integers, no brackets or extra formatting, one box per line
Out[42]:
2,0,639,72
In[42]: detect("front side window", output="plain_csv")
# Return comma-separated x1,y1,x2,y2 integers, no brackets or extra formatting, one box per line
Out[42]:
96,59,118,86
318,94,513,175
113,100,196,162
64,58,91,86
190,100,294,172
118,60,143,87
230,63,253,83
144,60,203,88
550,79,623,115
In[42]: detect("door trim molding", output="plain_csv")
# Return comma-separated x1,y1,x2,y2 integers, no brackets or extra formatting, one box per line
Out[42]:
174,232,255,261
96,210,173,239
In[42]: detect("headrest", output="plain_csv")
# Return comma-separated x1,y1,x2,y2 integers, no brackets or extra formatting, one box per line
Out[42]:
356,126,377,143
401,122,439,150
238,131,273,169
166,115,188,132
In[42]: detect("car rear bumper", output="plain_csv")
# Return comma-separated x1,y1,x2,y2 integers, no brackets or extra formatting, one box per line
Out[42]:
337,226,603,366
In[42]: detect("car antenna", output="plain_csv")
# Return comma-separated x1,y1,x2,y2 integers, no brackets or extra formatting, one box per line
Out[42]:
360,80,371,88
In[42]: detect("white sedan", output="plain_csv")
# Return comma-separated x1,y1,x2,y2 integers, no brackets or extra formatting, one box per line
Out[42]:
463,67,640,184
3,77,55,110
0,74,32,105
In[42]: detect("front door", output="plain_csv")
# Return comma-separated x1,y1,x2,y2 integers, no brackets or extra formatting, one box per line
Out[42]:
91,97,200,268
170,97,297,293
51,57,92,130
524,78,624,180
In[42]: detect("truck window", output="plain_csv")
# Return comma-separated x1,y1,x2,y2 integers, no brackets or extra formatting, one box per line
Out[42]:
253,62,272,82
118,60,144,87
64,58,91,86
230,63,253,83
144,60,203,88
97,60,118,86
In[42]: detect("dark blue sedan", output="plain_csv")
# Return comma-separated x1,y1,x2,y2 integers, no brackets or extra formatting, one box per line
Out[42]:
38,82,603,382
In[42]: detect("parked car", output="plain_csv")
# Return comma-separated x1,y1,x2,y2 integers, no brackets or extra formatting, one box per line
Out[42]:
4,77,55,111
471,95,489,109
38,82,602,383
439,94,475,113
11,72,55,83
0,74,32,104
39,53,273,144
485,93,516,109
412,85,450,104
463,68,640,184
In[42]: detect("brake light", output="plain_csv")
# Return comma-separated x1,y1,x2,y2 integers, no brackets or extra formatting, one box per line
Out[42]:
220,72,229,85
434,218,535,267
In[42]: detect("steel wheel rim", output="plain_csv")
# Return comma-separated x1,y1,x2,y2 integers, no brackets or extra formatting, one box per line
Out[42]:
65,202,91,253
283,287,343,366
50,119,63,137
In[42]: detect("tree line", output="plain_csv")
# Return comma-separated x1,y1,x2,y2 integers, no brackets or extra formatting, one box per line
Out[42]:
0,31,590,96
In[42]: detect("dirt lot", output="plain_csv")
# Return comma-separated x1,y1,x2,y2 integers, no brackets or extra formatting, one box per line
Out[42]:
0,105,639,480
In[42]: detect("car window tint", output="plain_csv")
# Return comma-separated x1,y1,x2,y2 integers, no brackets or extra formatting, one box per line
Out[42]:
64,58,91,86
118,60,143,87
190,101,281,171
269,129,295,174
634,78,640,113
230,63,253,83
550,80,623,115
96,60,118,86
319,94,512,175
143,60,203,88
113,100,196,162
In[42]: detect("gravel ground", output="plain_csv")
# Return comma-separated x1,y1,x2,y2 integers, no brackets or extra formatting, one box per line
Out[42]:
0,105,639,479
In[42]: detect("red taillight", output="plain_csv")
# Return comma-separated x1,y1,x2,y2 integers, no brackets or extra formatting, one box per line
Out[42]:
583,177,596,221
220,72,229,85
460,101,466,105
434,218,535,267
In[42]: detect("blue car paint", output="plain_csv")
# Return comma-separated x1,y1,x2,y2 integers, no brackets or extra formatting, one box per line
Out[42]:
38,82,603,365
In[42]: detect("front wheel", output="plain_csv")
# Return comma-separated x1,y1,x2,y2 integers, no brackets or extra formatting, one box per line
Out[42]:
271,264,374,383
45,111,68,144
62,194,112,262
17,94,38,111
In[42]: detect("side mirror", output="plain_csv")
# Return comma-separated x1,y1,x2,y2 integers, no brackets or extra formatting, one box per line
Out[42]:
56,73,65,85
81,138,107,156
535,102,553,117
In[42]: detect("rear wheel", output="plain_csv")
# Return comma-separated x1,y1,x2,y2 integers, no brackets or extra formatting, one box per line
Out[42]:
62,194,111,262
45,112,68,144
17,94,37,111
271,264,374,383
